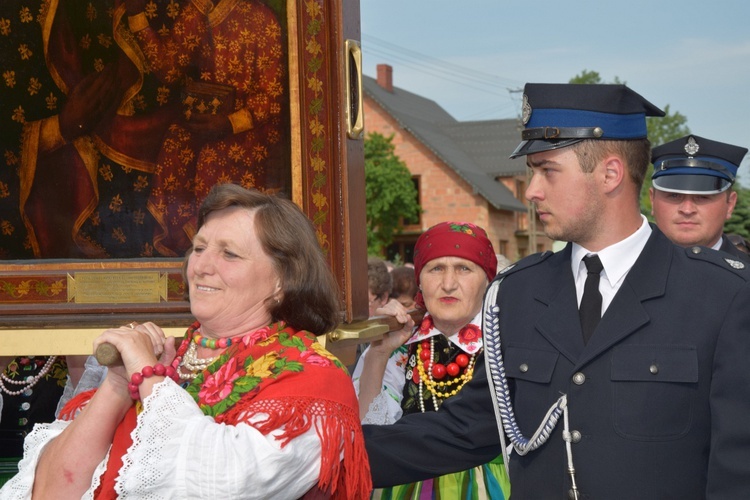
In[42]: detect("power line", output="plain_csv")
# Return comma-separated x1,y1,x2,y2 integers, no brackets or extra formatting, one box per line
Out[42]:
361,33,523,119
362,34,522,91
364,46,509,98
462,101,520,121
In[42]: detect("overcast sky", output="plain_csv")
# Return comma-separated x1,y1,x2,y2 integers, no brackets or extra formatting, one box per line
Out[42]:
360,0,750,185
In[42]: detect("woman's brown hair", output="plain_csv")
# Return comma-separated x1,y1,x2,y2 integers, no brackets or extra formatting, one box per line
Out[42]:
190,183,340,335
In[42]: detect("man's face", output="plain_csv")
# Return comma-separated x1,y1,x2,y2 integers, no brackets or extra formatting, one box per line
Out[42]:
525,147,604,247
650,188,737,248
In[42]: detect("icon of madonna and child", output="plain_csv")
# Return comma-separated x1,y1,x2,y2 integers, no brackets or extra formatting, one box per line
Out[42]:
0,0,291,260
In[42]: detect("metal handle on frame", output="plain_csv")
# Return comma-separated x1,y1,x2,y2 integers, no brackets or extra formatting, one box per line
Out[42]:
345,39,364,139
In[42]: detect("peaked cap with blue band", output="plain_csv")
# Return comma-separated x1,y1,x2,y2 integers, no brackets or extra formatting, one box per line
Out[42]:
651,135,748,195
510,83,666,158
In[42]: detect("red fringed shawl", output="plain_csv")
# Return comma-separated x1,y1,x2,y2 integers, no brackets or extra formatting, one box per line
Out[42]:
60,322,371,499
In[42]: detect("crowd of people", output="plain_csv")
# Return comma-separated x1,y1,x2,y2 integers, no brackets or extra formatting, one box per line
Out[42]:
2,80,750,499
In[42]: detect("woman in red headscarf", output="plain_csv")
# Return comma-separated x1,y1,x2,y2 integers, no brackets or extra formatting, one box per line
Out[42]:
352,222,511,499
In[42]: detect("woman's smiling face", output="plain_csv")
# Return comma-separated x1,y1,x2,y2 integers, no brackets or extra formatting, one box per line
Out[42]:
187,206,280,338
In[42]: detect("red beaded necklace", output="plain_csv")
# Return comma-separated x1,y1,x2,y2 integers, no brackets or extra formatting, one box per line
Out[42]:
415,336,479,413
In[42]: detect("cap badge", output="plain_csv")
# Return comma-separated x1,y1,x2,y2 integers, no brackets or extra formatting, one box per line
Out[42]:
521,94,531,125
724,258,746,270
684,136,700,156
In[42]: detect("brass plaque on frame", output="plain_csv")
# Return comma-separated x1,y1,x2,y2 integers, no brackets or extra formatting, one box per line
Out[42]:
67,272,167,304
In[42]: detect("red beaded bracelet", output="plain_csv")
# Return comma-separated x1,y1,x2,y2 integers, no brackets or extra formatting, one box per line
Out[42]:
128,363,179,400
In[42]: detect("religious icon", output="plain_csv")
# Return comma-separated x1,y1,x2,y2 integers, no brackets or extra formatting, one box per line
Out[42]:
0,0,291,260
0,0,368,329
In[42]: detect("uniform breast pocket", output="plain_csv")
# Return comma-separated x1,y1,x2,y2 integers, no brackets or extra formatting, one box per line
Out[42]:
504,345,560,418
611,345,698,440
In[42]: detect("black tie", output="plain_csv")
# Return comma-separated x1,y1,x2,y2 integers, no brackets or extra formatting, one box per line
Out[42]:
579,254,603,344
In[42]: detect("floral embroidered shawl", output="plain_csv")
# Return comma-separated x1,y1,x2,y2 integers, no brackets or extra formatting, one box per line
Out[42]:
62,321,371,499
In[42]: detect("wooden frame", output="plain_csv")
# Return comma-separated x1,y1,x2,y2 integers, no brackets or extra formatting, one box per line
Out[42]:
0,0,368,357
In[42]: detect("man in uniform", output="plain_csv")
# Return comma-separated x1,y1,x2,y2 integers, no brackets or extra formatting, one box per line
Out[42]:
363,83,750,499
650,135,749,261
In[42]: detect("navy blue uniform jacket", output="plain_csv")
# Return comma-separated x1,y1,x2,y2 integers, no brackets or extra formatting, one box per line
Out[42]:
364,227,750,499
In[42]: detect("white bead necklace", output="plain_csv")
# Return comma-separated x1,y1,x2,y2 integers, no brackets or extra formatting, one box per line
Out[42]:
0,356,57,396
179,341,218,380
417,338,441,413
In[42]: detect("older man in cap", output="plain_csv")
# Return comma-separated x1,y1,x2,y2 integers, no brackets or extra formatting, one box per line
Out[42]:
363,83,750,499
650,135,749,261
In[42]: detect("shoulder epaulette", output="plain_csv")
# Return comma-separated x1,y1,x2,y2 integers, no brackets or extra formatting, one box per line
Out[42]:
491,250,554,284
684,245,748,278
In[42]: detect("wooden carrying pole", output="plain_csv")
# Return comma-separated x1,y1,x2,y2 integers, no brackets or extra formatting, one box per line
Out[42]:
0,310,424,367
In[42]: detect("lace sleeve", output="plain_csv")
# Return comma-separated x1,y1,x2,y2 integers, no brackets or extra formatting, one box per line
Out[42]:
361,390,403,425
0,419,108,500
117,379,322,499
352,345,408,425
0,421,65,499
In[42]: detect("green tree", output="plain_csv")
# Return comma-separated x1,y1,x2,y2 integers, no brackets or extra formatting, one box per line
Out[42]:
725,186,750,238
364,132,420,256
568,70,690,218
569,69,624,85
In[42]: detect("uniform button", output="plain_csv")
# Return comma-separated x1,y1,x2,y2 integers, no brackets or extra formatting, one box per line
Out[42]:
691,246,701,254
519,363,529,373
572,372,586,385
570,430,582,443
20,402,31,411
649,364,659,374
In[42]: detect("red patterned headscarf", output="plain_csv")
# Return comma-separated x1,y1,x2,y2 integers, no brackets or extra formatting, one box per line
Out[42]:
413,222,497,309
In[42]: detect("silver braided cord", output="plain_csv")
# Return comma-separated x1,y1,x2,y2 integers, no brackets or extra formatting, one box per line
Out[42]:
482,277,580,498
483,278,566,454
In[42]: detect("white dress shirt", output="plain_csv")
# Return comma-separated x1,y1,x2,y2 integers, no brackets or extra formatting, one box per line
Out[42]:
571,215,652,317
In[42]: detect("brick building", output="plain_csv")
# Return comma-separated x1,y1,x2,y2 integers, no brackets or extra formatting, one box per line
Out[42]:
363,64,553,264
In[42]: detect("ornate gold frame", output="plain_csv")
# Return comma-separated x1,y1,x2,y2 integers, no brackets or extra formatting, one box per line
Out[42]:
0,0,368,361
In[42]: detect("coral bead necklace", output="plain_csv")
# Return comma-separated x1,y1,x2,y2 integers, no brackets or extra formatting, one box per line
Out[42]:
416,337,478,413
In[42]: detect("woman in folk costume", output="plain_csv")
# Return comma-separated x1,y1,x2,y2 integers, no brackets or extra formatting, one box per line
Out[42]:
352,222,511,499
0,184,370,499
